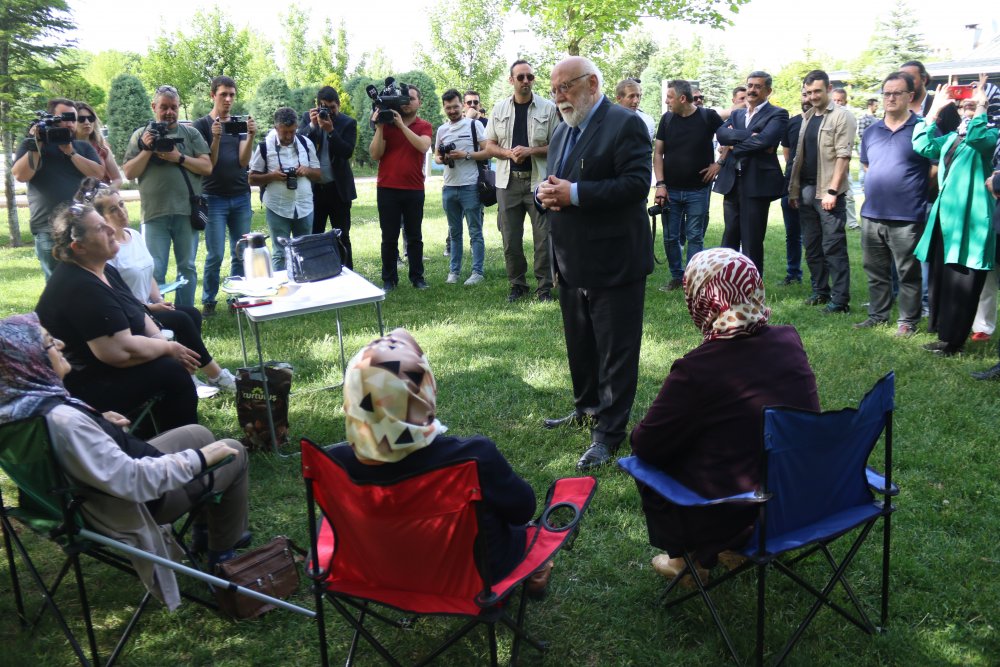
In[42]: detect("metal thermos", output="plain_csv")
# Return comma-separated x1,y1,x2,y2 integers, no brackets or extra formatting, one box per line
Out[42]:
236,233,273,281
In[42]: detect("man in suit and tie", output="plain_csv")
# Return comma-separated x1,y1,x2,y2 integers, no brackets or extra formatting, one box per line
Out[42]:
537,56,654,470
714,71,789,276
300,86,358,269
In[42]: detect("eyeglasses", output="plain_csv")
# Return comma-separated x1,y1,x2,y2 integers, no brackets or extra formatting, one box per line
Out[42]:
515,73,535,83
43,335,62,352
550,73,590,97
882,91,910,98
78,114,96,123
693,96,704,102
156,85,178,95
78,182,112,204
465,100,480,106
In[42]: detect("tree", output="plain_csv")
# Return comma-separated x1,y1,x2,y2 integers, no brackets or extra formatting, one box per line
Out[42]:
850,0,930,94
769,55,826,112
105,74,151,163
417,0,506,105
638,37,703,118
507,0,751,57
597,30,660,96
251,75,293,134
695,44,741,108
82,49,142,94
0,0,78,246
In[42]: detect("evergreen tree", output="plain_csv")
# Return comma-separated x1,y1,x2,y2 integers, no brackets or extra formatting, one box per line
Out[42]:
106,74,152,163
251,76,293,134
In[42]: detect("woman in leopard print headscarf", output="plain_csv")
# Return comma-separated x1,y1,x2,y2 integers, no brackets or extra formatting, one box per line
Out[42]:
630,248,820,585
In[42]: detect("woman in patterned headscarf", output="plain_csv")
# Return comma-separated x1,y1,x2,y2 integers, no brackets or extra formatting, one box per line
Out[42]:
629,248,820,584
330,328,539,584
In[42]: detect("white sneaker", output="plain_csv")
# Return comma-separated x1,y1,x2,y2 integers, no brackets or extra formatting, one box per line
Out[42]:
192,375,221,399
207,368,237,392
464,272,484,285
446,272,459,284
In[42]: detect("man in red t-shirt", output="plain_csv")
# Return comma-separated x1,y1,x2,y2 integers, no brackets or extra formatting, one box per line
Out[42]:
369,84,433,290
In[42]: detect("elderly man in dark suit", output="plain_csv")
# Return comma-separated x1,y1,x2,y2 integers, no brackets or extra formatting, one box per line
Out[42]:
537,56,654,470
300,86,358,269
714,71,789,276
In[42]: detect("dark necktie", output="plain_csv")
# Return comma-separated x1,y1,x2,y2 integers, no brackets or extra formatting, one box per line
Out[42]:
558,127,581,178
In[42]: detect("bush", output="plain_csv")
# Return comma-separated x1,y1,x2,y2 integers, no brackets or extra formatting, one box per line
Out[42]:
106,74,152,163
251,76,293,135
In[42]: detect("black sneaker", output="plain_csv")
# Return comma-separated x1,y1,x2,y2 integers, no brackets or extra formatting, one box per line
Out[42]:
823,302,850,314
412,279,429,289
779,276,802,286
804,293,831,306
537,290,553,302
202,302,217,317
853,317,886,329
383,281,397,292
658,278,683,292
507,285,528,303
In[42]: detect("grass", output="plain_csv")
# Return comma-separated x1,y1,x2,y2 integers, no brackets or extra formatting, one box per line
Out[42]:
0,180,999,666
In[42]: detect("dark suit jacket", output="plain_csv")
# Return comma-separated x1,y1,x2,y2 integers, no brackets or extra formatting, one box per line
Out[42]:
545,98,653,288
714,102,789,200
298,111,358,203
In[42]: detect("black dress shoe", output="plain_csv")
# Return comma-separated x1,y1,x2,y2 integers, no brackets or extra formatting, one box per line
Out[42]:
543,411,594,430
971,363,1000,380
576,442,617,471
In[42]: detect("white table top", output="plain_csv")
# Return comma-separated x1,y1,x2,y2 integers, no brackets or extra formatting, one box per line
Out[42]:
242,269,385,323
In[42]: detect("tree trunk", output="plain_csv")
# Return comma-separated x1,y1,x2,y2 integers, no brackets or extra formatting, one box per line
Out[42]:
0,40,21,247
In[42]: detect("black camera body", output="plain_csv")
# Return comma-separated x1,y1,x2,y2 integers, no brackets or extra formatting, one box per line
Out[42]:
146,121,184,152
316,107,330,121
438,141,457,168
32,111,74,145
366,77,412,125
283,167,298,190
222,115,248,135
647,204,665,217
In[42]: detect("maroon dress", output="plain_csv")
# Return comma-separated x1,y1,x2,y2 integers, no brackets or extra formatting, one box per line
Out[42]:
629,325,820,562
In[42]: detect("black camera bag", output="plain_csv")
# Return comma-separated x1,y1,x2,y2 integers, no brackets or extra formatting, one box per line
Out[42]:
470,121,497,207
178,164,208,231
278,230,344,283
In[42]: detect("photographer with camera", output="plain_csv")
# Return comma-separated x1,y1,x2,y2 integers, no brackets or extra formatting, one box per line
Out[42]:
12,98,104,280
368,80,433,291
299,86,357,269
247,107,321,271
192,76,257,316
123,85,212,308
435,89,489,286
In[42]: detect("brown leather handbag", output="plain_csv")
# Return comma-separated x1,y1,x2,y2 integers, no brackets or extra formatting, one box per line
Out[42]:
213,536,301,619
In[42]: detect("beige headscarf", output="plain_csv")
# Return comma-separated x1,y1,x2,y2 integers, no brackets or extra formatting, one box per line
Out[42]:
343,328,446,463
683,248,770,341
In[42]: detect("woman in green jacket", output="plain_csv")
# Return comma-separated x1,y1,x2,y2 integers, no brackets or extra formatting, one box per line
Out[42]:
913,75,998,356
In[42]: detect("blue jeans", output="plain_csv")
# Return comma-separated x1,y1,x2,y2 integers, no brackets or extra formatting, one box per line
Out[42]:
664,187,709,280
144,214,197,307
194,193,252,305
34,231,57,281
780,195,803,280
265,208,313,271
443,184,485,275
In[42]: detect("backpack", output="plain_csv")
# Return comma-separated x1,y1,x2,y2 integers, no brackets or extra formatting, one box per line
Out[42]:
255,134,311,202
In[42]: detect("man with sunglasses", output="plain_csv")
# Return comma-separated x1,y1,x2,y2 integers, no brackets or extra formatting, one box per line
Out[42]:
484,59,560,302
12,97,103,280
464,90,488,127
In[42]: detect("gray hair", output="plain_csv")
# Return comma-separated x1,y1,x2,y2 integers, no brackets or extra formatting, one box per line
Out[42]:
747,71,773,88
273,107,298,127
153,84,179,102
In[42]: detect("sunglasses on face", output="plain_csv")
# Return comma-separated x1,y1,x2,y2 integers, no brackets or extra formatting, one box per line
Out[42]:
515,73,535,82
465,100,480,106
78,114,96,123
693,96,704,101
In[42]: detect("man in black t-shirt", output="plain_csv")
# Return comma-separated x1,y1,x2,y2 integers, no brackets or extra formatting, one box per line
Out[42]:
653,80,723,291
192,76,257,316
12,97,104,280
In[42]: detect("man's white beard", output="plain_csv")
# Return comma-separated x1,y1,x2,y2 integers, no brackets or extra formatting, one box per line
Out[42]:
559,98,594,128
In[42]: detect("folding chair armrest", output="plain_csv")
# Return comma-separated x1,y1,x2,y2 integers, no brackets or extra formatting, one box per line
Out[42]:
617,456,768,507
866,467,899,497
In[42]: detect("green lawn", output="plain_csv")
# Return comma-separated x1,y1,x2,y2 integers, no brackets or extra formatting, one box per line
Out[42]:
0,182,998,666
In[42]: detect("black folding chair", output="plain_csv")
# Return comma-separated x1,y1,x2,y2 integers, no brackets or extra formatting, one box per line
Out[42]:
619,372,898,666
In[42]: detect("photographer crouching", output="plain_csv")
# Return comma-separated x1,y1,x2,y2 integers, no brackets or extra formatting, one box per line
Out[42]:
12,98,104,280
247,107,321,271
122,85,212,308
367,78,433,291
435,88,489,286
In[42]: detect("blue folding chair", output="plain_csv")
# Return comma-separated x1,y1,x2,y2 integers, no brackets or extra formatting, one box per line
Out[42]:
619,372,897,666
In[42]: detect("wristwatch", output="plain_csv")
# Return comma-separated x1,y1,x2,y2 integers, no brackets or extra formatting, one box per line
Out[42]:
178,154,186,166
465,152,472,160
827,188,837,196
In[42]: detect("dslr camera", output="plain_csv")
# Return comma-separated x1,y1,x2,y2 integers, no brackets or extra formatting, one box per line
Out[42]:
145,121,184,152
222,115,248,135
437,141,457,168
366,77,412,125
31,111,75,145
315,106,330,121
283,167,298,190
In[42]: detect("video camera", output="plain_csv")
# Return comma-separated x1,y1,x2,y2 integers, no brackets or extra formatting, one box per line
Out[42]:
437,141,456,168
145,121,184,152
31,111,75,145
222,115,248,135
366,77,412,125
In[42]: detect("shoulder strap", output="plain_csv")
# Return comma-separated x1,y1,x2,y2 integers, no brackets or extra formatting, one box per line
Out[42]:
470,119,480,151
177,162,196,197
297,134,309,152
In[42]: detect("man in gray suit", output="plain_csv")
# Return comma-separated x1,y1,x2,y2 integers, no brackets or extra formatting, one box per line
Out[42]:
537,56,653,470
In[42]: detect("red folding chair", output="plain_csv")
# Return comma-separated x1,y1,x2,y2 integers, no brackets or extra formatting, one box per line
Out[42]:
300,438,598,666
